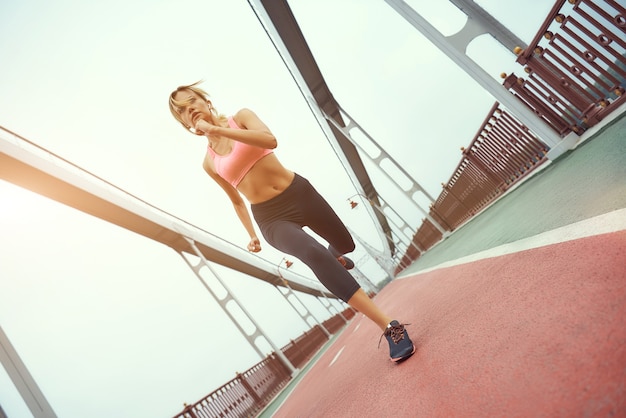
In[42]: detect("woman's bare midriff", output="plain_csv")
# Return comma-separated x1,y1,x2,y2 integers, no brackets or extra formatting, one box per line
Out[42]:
237,153,295,204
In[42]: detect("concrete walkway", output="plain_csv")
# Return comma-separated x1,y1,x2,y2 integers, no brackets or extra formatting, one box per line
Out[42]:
262,111,626,417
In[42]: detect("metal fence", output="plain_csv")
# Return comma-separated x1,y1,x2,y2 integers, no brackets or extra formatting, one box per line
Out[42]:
173,308,355,418
397,0,625,271
506,0,625,136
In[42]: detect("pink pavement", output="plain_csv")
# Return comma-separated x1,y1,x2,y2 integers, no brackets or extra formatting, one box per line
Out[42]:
273,230,626,417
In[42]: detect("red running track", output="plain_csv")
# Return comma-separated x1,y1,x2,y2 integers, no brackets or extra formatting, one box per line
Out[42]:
272,230,626,417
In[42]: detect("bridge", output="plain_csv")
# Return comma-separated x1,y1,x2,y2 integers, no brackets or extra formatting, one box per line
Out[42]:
1,0,624,416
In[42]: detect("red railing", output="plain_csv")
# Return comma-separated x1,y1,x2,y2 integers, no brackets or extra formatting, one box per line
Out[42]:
397,0,625,272
506,0,625,136
398,104,549,268
173,308,355,418
283,309,353,367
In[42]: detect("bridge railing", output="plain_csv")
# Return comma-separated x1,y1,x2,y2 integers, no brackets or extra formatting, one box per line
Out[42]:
397,0,625,271
505,0,625,136
172,308,355,418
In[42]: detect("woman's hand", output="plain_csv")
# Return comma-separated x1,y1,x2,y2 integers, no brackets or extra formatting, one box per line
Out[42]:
195,119,220,137
247,236,262,252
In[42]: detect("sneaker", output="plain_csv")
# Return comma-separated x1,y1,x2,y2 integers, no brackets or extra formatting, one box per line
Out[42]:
337,255,355,270
379,320,416,362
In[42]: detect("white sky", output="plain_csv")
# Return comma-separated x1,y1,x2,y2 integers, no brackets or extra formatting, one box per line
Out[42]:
0,0,552,416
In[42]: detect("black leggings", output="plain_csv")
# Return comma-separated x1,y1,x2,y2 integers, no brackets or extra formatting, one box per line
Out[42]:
251,174,361,302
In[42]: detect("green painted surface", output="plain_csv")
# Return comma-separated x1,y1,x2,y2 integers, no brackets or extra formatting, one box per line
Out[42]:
403,112,626,275
258,331,344,417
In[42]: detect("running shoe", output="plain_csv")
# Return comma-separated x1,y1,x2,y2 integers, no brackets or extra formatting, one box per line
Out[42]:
380,320,416,362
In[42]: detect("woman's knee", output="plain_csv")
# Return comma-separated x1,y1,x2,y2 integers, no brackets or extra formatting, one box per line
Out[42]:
302,244,335,266
344,238,356,254
332,236,355,255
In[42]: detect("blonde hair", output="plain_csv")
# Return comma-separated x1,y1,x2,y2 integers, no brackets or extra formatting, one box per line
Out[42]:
168,81,227,130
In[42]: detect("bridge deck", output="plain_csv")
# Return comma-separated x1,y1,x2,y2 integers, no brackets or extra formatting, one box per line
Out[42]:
261,109,626,417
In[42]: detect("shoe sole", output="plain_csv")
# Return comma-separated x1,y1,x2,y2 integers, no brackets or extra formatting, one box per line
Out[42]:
390,345,416,363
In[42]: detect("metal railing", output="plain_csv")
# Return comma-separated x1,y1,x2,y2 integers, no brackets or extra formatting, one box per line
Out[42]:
397,0,625,271
399,104,549,265
506,0,625,136
173,308,355,418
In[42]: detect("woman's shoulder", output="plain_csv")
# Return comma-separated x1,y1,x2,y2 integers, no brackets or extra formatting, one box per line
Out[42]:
231,108,261,126
233,107,256,117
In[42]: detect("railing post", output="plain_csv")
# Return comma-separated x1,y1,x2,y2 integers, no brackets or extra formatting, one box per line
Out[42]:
181,403,199,418
290,338,306,366
268,352,291,383
236,372,264,409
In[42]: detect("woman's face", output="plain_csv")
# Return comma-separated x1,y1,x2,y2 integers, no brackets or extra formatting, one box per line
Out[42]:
172,89,212,133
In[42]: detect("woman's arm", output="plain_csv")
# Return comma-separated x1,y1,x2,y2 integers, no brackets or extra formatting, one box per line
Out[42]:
202,155,262,252
196,108,277,149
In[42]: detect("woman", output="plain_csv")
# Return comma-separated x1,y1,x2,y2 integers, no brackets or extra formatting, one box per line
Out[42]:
169,82,415,362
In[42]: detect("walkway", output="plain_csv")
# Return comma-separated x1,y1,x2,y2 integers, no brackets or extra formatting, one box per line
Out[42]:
261,111,626,417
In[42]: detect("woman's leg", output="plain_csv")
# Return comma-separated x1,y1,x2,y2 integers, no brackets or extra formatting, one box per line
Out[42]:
347,288,392,330
296,180,357,265
262,220,361,302
262,220,394,328
262,219,415,362
253,176,416,361
295,184,416,360
265,222,391,329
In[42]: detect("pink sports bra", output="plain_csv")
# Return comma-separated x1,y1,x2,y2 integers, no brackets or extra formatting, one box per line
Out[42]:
207,117,273,187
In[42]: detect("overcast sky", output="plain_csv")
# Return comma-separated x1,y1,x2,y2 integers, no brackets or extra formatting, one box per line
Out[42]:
0,0,552,416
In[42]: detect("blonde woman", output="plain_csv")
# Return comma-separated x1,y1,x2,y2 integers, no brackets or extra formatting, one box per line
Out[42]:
169,82,415,362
